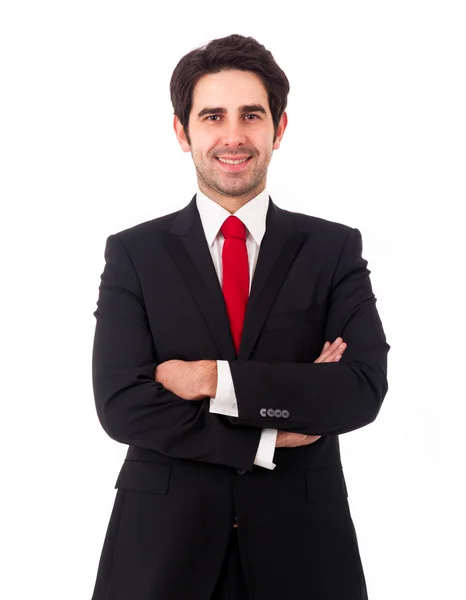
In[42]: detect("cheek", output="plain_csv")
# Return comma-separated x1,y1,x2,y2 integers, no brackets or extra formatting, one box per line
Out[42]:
189,128,214,152
191,143,212,164
254,132,274,154
201,138,221,159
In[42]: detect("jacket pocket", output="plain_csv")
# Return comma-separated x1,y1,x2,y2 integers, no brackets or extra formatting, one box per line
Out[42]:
114,459,172,494
305,466,348,503
265,306,310,331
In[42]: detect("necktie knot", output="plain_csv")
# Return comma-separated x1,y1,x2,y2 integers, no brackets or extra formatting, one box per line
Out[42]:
220,216,246,241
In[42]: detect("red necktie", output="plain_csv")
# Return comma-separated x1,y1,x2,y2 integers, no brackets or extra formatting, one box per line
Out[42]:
220,216,249,355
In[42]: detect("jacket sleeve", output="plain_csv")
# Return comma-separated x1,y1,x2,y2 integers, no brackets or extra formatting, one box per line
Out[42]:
227,227,390,436
92,233,261,470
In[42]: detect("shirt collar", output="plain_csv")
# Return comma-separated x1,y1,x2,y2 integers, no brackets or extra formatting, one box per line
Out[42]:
195,187,270,247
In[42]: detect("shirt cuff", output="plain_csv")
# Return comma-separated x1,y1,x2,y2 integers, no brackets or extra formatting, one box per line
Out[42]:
253,428,278,470
209,360,239,417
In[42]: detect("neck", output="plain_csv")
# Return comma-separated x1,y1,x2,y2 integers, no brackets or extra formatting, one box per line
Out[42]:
197,180,266,214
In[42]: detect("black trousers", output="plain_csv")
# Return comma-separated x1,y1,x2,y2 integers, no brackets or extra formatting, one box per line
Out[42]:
211,527,251,600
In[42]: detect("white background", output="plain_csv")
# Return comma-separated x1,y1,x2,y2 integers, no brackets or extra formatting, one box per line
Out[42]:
1,1,465,598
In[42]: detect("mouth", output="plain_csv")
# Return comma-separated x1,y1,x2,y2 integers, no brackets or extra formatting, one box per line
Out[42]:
214,156,252,173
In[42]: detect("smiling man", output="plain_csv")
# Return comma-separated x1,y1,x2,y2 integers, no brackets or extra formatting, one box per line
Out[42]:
175,68,285,211
91,34,389,600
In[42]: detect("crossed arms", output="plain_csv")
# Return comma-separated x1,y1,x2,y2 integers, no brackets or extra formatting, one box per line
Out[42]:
154,338,348,450
92,228,389,470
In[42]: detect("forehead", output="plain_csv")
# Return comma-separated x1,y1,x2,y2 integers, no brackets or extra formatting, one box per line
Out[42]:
191,69,269,110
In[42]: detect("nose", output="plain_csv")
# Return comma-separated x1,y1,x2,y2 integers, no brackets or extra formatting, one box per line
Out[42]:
221,120,247,148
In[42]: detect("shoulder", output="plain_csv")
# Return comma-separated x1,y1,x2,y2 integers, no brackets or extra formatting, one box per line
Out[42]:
275,203,356,242
114,210,179,240
104,207,182,257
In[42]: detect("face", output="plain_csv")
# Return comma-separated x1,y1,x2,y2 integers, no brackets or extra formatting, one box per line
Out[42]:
174,69,287,208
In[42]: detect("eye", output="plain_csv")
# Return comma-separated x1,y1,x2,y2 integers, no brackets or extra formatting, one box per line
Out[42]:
204,114,260,122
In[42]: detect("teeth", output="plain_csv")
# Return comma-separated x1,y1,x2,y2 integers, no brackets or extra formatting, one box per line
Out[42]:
218,157,249,165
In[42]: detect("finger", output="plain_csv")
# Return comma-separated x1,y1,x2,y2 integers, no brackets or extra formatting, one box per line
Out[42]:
302,435,321,446
327,340,346,356
322,338,340,352
316,347,345,364
316,342,331,359
330,346,346,361
323,338,343,355
315,341,347,363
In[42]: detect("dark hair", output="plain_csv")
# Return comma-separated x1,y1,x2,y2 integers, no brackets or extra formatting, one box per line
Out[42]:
169,34,290,144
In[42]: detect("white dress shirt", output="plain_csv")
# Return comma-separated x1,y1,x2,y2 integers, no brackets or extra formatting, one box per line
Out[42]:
196,188,278,470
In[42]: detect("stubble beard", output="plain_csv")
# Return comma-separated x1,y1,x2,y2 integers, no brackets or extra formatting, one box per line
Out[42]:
194,150,271,200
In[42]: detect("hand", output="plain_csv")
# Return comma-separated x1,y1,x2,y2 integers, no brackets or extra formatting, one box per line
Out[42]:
313,336,347,363
154,359,210,401
275,431,322,448
276,337,347,448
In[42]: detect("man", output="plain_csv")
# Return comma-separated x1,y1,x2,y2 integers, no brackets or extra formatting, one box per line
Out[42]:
91,34,389,600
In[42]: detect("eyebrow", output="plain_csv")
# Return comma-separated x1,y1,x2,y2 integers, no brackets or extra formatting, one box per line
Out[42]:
197,104,267,118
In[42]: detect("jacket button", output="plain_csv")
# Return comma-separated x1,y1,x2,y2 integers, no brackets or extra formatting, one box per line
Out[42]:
282,409,290,419
235,468,247,475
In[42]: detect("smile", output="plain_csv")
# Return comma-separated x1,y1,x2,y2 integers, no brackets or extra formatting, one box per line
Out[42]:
217,157,250,165
214,156,252,172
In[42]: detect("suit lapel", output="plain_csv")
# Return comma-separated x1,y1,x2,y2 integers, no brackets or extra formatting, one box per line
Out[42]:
239,202,306,359
164,194,306,361
164,195,236,360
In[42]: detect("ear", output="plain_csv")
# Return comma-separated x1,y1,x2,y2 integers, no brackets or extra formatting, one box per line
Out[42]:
173,116,191,153
273,111,288,150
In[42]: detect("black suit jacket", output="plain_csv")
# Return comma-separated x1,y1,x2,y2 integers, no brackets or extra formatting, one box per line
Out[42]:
91,194,389,600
